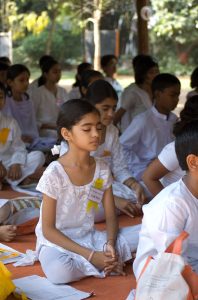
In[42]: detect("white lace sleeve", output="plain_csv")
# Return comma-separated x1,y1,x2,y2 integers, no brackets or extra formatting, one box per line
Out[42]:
36,163,60,199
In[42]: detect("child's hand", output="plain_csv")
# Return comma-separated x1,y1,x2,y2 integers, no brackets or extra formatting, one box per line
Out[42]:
0,225,17,242
115,198,142,218
0,162,7,178
125,178,147,206
90,251,117,271
8,164,22,181
22,135,33,144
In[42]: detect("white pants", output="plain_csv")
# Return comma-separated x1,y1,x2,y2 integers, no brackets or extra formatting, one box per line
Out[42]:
38,225,141,284
6,151,45,186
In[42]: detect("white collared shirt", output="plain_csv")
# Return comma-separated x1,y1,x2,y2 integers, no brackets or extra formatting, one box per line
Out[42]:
120,106,177,180
133,179,198,278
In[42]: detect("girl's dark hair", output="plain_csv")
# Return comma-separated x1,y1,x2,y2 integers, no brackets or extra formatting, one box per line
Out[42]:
151,73,180,94
38,59,60,86
86,79,118,105
173,95,198,136
132,54,158,84
73,62,93,87
175,120,198,171
37,55,55,86
0,62,9,71
57,99,99,141
0,82,6,94
190,67,198,89
6,64,30,98
80,69,103,90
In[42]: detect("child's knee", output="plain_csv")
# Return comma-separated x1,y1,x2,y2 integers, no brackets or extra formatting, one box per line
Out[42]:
0,201,11,223
40,255,83,284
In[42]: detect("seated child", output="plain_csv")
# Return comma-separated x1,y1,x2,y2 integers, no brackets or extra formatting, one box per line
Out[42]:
60,80,147,221
68,62,93,99
0,82,45,189
114,55,159,133
120,73,180,181
133,120,198,278
36,99,140,284
101,54,123,102
142,95,198,196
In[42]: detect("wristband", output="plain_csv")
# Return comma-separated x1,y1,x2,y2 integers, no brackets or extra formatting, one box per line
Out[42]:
88,250,95,262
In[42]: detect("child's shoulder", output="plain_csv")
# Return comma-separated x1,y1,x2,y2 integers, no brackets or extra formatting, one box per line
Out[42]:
146,179,191,213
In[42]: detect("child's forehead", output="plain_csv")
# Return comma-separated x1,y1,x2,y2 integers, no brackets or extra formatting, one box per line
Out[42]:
163,84,181,92
79,112,100,124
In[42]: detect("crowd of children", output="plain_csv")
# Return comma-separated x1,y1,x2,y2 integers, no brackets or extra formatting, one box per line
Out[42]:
0,53,198,290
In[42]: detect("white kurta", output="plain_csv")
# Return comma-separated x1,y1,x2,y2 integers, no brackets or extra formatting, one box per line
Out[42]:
158,141,185,187
32,85,69,137
35,159,132,278
120,83,152,133
3,94,39,140
60,124,136,201
120,106,177,180
133,179,198,278
0,112,45,186
68,86,81,100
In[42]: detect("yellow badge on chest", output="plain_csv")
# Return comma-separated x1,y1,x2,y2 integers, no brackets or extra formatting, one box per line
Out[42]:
86,178,104,213
0,128,10,144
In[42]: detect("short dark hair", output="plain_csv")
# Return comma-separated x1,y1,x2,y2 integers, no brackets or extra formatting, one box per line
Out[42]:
173,95,198,136
175,120,198,171
190,67,198,89
101,55,117,68
80,69,103,89
57,99,99,141
132,54,158,84
86,79,118,105
152,73,180,94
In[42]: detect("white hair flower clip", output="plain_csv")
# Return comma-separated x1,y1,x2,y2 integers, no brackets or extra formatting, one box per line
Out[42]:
51,145,61,155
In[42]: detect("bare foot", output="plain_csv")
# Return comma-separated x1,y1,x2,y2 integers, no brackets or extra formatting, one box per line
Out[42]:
0,225,17,242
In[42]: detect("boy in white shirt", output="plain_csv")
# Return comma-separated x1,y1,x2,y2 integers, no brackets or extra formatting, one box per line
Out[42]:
134,120,198,278
120,73,180,181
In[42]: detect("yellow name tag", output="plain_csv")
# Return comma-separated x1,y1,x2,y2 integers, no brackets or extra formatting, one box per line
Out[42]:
0,128,10,144
86,178,104,213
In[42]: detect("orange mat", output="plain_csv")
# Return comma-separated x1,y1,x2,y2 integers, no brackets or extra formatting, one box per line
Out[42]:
1,187,141,300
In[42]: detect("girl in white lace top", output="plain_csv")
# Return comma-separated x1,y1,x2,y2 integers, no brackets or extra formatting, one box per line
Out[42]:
36,99,140,284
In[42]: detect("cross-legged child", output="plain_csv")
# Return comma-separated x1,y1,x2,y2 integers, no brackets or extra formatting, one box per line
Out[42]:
0,82,45,189
36,99,140,284
120,73,180,181
134,119,198,278
60,80,147,221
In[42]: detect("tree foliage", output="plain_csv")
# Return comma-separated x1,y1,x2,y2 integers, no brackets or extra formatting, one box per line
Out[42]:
150,0,198,70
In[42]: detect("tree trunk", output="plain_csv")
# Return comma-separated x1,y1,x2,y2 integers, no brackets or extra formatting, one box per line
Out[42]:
93,0,102,70
45,11,57,55
136,0,149,54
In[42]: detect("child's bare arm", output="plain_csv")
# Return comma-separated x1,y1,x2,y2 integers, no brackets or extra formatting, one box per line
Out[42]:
142,158,169,197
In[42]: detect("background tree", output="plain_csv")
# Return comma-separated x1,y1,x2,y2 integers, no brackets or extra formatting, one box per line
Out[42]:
150,0,198,73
